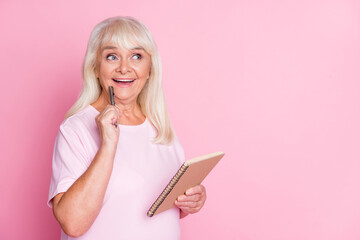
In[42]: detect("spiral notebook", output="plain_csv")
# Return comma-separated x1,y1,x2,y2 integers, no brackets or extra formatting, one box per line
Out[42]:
147,151,225,217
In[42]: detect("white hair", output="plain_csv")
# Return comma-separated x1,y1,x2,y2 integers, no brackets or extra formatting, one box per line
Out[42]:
65,16,174,144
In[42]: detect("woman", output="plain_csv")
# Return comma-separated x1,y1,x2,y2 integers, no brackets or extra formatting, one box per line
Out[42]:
48,16,206,239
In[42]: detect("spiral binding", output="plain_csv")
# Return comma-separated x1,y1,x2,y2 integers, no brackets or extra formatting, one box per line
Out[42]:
147,163,189,217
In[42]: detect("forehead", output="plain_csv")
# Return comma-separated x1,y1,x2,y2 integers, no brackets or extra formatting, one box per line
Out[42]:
100,28,150,52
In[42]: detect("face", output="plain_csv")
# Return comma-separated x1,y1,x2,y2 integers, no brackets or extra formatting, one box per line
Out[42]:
96,44,151,105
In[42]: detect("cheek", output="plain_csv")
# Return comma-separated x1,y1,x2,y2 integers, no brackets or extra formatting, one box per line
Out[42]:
137,63,151,79
98,62,115,77
145,67,151,79
95,59,103,77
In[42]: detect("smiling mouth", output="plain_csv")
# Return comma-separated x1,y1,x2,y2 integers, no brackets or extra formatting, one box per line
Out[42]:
113,78,135,83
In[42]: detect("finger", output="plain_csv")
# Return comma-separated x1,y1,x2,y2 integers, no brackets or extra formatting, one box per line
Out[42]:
175,198,204,214
177,201,198,208
112,106,121,125
177,194,202,202
178,206,191,214
105,105,121,117
114,105,121,115
177,206,201,214
185,185,206,196
175,199,202,208
107,105,121,116
103,106,121,122
176,194,186,201
100,112,117,126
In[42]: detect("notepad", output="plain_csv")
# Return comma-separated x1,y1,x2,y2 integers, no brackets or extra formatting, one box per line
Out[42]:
147,151,225,217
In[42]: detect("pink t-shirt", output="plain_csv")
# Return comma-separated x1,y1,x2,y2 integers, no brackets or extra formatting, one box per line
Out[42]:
48,105,185,240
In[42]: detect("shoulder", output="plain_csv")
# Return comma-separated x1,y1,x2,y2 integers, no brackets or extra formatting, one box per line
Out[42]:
54,106,99,160
61,106,97,129
59,106,98,138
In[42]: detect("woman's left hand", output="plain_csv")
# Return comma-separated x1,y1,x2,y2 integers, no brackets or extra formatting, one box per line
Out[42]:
175,185,206,217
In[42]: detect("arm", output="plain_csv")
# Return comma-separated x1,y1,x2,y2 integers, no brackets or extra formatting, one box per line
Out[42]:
175,185,207,219
52,105,120,237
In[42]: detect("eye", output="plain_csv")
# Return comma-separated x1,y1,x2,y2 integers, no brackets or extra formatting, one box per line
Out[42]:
106,54,118,61
132,54,142,60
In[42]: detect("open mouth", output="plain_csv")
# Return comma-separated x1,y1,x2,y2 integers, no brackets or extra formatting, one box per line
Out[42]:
112,78,136,87
113,78,135,83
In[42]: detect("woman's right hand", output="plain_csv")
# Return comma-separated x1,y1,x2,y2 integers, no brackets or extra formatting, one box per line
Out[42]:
95,105,120,149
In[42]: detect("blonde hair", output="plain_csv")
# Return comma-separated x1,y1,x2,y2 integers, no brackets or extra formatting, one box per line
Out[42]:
65,16,174,144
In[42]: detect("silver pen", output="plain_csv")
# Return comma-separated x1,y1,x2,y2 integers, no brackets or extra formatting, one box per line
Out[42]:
109,86,118,128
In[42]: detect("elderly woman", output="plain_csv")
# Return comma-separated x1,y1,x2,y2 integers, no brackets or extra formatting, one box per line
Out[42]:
48,16,206,239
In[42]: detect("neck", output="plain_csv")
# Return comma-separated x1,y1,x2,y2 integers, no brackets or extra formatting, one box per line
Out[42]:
91,91,146,125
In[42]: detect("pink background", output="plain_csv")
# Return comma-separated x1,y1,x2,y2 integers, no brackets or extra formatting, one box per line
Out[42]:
1,0,360,239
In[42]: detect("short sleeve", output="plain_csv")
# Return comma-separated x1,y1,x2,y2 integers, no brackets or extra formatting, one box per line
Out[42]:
47,123,89,207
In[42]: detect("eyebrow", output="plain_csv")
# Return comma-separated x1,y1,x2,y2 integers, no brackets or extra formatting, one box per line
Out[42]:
101,46,145,51
102,46,117,50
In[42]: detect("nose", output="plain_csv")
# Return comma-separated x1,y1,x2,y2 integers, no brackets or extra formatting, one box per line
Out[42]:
116,59,131,74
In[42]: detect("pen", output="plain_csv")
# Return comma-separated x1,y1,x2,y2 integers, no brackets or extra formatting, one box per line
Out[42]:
109,86,117,128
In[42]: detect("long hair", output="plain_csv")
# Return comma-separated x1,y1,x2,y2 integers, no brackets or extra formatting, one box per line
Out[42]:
65,16,174,144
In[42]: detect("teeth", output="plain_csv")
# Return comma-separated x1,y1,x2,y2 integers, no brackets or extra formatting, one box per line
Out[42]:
113,79,135,83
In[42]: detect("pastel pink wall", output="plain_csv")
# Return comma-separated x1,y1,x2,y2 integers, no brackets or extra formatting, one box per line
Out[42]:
1,0,359,239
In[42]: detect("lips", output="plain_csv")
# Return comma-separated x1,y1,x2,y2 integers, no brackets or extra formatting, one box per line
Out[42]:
112,78,135,83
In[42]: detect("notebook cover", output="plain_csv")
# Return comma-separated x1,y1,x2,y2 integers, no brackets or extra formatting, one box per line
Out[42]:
147,151,225,217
